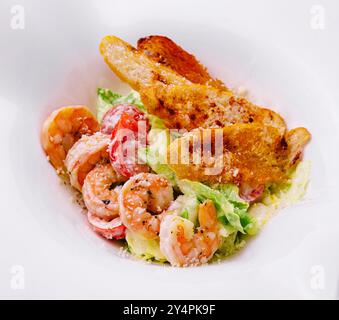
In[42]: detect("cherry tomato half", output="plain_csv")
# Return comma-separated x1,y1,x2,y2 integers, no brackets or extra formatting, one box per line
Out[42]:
101,104,148,135
104,105,150,178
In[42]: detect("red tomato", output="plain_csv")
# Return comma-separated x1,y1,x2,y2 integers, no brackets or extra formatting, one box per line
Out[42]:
87,212,126,240
105,105,150,177
101,104,148,135
101,106,125,135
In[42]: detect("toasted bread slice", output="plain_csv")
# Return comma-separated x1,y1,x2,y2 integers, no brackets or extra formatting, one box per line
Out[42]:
140,84,286,134
99,36,192,90
284,127,311,166
167,124,311,186
137,35,229,92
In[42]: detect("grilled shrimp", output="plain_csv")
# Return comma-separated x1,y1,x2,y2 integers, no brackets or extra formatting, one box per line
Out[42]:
41,106,99,171
119,173,174,239
65,132,110,191
159,200,221,267
87,212,126,240
83,163,127,219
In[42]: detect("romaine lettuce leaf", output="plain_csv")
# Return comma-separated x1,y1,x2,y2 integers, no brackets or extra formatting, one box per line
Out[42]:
213,184,248,211
212,183,257,234
96,88,146,122
96,88,121,122
167,194,199,225
177,179,257,234
212,232,246,261
96,87,167,129
142,126,177,185
126,231,167,262
145,147,177,185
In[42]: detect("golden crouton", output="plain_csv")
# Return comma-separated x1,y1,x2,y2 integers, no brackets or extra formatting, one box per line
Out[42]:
99,35,191,91
137,35,230,92
167,124,311,187
140,84,286,134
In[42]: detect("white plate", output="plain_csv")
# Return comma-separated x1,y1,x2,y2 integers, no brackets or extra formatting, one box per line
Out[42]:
1,0,339,299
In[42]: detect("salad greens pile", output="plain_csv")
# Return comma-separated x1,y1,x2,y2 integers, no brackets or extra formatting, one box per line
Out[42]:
96,88,146,121
96,88,310,262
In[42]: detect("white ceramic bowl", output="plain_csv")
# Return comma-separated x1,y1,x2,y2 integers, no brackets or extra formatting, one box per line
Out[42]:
1,0,339,299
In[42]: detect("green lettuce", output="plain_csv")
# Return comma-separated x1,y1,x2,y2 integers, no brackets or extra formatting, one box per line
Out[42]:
96,88,167,128
213,184,257,235
142,125,177,185
145,148,177,185
178,180,257,235
126,231,166,262
212,232,246,261
96,88,146,122
180,196,199,224
167,194,200,225
214,184,248,210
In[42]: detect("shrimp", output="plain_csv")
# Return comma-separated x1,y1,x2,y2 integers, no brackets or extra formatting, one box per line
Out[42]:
159,200,221,267
119,173,174,239
65,132,110,191
41,106,99,171
87,212,126,240
82,163,127,219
